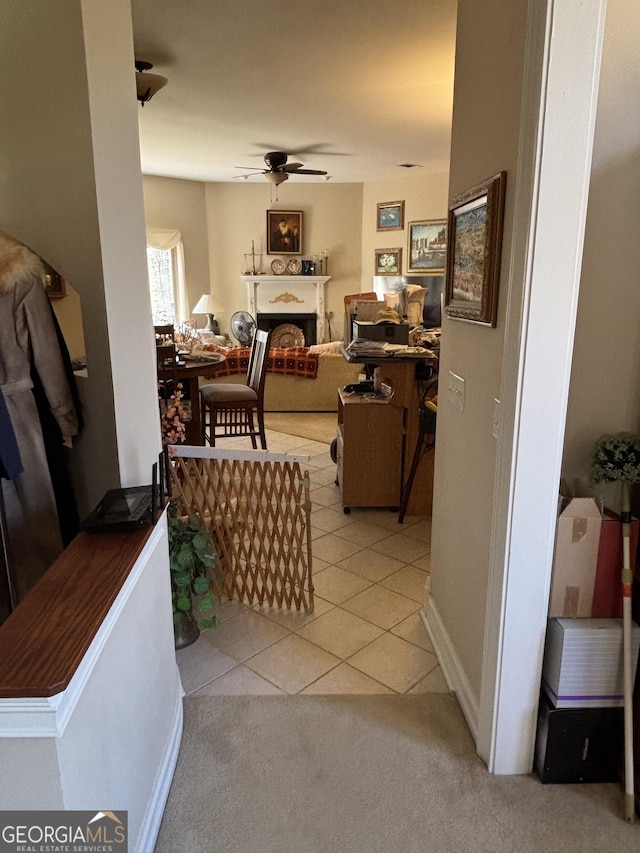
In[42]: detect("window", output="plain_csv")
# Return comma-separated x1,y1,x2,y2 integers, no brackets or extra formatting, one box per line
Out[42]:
147,246,176,324
146,229,188,326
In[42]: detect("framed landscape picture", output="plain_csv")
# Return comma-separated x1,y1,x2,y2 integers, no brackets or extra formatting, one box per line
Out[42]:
375,247,402,275
407,219,447,273
376,200,404,231
267,210,302,255
445,172,506,327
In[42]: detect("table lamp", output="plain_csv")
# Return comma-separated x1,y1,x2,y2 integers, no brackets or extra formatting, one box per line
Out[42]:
193,294,223,334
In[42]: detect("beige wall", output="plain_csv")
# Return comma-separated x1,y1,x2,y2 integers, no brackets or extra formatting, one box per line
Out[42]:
142,174,453,343
204,182,363,341
0,0,159,513
360,172,450,289
51,285,86,363
562,0,640,503
429,0,528,700
142,175,211,316
142,179,364,341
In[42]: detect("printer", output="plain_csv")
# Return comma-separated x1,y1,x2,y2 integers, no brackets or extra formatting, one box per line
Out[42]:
352,320,410,345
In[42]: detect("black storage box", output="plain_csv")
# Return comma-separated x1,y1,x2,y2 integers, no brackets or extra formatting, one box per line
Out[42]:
535,689,623,783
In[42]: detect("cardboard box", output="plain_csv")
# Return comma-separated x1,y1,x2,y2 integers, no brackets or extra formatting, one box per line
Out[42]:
535,689,623,783
549,498,602,617
592,513,640,618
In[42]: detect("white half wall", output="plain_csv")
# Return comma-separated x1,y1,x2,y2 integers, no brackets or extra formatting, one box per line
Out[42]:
0,520,183,853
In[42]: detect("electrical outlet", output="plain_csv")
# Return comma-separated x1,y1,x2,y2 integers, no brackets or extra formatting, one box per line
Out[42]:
446,371,465,412
492,398,501,438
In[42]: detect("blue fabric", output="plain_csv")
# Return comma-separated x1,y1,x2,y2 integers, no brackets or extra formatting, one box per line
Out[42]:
0,388,22,480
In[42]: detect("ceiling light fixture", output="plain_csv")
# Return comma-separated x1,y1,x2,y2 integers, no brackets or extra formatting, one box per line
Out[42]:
135,60,168,106
265,171,289,186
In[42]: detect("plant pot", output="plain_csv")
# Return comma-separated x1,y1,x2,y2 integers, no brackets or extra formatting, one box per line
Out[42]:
174,611,200,650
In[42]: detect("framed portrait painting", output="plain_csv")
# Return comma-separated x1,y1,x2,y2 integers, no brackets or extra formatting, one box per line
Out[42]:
407,219,447,273
376,200,404,231
445,172,506,327
375,247,402,275
267,210,302,255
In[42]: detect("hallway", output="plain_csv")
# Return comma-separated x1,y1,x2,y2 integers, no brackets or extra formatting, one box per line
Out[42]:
175,423,448,697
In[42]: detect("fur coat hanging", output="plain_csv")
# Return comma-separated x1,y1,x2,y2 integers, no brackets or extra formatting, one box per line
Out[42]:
0,231,79,603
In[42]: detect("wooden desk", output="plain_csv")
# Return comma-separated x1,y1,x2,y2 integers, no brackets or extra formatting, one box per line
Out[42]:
173,356,226,445
339,346,438,517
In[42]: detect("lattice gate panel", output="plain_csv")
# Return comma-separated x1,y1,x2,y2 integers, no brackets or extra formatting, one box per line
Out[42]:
169,447,314,613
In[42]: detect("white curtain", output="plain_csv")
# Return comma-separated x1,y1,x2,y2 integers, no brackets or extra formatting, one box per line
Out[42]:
146,228,189,326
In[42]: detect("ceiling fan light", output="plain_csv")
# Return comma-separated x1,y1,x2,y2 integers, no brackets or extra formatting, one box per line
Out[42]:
265,171,289,185
135,60,168,105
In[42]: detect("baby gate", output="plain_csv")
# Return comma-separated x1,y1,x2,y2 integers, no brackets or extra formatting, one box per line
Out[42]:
168,445,314,613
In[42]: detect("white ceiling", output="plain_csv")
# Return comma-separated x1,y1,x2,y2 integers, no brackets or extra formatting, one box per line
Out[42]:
130,0,457,184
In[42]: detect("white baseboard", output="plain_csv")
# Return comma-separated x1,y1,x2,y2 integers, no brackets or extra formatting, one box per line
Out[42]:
423,597,479,742
135,692,184,853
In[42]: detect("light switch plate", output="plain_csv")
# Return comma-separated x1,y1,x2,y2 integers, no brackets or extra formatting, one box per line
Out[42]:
447,371,465,412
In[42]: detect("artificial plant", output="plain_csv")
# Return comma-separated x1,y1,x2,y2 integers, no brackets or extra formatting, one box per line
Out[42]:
592,431,640,823
167,497,220,637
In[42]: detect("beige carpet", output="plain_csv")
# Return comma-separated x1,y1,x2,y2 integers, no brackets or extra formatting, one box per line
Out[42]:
155,695,638,852
264,411,338,444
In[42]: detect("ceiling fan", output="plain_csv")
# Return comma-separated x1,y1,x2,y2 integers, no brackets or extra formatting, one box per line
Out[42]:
236,151,327,185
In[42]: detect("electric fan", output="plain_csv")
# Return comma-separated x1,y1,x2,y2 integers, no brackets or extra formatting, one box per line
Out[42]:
230,311,257,345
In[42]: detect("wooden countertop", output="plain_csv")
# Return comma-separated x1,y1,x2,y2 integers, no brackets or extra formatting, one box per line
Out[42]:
0,528,153,699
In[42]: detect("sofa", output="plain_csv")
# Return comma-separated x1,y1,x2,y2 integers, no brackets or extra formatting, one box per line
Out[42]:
194,341,362,412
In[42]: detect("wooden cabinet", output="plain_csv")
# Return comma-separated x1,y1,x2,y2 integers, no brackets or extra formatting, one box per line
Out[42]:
337,389,404,510
336,356,437,516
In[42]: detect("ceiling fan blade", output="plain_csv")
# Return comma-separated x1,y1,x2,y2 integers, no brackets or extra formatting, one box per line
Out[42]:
279,162,304,171
235,166,266,171
282,167,328,175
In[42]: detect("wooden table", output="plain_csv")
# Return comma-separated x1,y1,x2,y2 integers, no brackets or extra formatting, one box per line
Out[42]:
172,355,226,445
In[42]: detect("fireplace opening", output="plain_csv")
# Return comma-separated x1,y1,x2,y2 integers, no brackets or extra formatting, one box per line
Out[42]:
257,313,317,346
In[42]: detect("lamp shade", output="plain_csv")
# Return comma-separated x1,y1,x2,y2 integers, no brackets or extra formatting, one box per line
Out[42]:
192,294,223,316
265,171,289,185
135,61,168,105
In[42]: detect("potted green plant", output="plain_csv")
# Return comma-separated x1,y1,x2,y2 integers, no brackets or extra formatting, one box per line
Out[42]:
167,497,220,649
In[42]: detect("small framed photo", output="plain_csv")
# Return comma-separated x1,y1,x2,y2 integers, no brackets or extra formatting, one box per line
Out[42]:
375,247,402,275
267,210,303,255
445,172,506,327
407,220,447,273
376,200,404,231
42,259,66,299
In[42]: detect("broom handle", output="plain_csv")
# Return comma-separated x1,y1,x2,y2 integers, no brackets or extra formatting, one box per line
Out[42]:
621,482,635,823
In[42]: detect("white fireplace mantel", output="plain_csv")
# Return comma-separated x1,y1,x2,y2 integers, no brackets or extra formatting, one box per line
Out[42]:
242,275,331,344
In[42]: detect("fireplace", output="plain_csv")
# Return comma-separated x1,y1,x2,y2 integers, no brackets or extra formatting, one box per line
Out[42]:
242,274,331,345
257,313,317,346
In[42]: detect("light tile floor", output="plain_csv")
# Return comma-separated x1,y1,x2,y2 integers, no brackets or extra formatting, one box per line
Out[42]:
176,424,449,697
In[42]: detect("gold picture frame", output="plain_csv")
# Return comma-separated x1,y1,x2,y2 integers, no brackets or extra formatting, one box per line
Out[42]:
407,219,447,273
375,247,402,275
376,200,404,231
445,172,506,327
266,210,302,255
